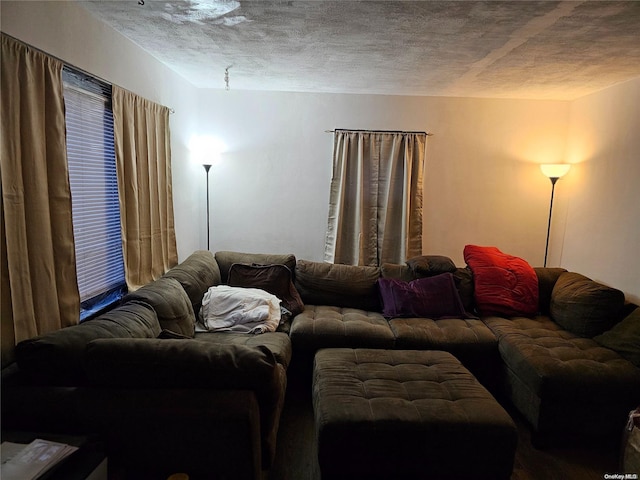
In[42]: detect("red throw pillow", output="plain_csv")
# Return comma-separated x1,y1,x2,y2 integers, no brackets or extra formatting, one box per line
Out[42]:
463,245,539,317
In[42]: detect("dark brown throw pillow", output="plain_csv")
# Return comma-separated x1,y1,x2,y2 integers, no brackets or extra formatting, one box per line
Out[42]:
406,255,457,277
228,263,304,316
550,272,625,337
215,251,296,284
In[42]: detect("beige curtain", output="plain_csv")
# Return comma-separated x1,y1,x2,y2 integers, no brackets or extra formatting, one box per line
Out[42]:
112,86,177,290
324,130,426,266
1,35,80,363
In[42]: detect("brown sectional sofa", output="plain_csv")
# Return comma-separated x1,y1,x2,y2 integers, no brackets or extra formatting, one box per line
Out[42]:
289,256,640,445
3,249,639,478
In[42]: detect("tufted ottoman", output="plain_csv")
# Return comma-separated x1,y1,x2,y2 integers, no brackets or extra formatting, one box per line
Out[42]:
313,348,517,480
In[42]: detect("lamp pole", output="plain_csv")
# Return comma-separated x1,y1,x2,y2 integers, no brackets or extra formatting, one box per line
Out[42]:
203,164,211,250
543,176,559,268
540,164,570,268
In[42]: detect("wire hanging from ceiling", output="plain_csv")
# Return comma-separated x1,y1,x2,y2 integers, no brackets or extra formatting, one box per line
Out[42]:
224,65,233,90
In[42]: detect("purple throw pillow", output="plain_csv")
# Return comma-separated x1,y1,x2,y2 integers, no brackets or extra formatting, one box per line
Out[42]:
377,273,467,319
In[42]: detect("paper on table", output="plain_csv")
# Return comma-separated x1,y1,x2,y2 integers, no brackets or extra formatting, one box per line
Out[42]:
1,439,78,480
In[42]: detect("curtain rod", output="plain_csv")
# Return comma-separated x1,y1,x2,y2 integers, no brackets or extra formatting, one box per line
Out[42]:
325,129,433,136
3,33,175,114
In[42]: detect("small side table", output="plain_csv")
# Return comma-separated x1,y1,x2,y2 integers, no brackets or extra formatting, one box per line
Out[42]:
1,431,107,480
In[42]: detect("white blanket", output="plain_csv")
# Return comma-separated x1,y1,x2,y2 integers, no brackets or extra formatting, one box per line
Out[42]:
198,285,281,334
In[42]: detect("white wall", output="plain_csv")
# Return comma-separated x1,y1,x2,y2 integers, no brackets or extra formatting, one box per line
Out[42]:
1,1,201,260
196,90,570,266
562,77,640,303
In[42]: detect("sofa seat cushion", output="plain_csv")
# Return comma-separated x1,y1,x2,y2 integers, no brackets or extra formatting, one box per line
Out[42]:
194,331,292,369
388,317,500,388
484,315,640,401
290,305,395,352
483,314,566,340
388,317,497,353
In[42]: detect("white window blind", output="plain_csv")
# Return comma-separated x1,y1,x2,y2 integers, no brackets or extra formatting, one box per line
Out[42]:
63,67,126,319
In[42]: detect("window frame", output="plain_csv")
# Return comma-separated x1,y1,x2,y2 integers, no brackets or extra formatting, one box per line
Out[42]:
62,66,127,321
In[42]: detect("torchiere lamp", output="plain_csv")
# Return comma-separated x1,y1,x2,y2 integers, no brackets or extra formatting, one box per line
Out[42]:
203,163,212,250
541,164,571,267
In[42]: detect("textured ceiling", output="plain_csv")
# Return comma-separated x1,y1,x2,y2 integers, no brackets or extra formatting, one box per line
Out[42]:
78,0,640,100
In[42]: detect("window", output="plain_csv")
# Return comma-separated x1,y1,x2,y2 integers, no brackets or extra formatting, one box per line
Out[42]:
62,67,126,320
324,130,427,266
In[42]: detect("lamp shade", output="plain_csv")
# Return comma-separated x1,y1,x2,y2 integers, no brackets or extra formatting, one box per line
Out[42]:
189,135,225,167
540,164,570,179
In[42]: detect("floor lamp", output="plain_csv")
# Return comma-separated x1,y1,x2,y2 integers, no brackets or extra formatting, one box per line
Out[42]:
541,164,570,267
203,163,212,250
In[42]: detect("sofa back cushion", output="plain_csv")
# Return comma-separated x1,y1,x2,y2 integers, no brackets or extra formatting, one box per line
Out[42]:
551,272,625,337
15,300,160,385
534,267,568,315
215,251,297,284
162,250,221,315
294,260,381,311
453,267,475,313
125,277,196,337
381,263,415,281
